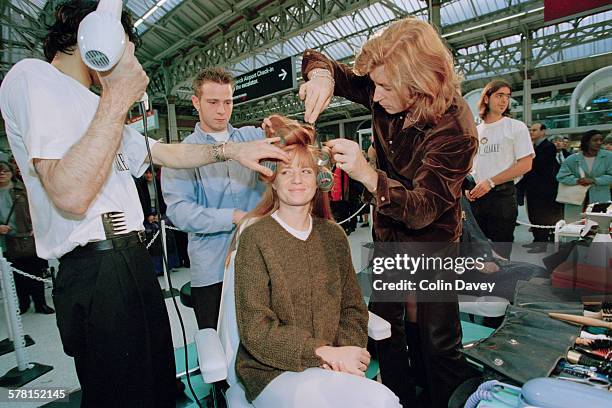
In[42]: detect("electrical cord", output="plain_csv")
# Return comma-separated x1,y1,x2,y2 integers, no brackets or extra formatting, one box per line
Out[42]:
463,380,521,408
138,102,203,408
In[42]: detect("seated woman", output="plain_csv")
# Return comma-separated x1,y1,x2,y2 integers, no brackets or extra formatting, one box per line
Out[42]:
233,116,400,407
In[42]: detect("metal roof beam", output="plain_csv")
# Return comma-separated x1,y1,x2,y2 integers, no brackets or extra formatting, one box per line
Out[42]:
148,0,375,96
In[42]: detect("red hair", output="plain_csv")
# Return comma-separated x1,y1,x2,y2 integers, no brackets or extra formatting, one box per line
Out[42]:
225,116,333,266
251,115,333,221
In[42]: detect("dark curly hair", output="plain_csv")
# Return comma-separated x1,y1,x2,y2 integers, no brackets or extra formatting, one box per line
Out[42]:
43,0,140,62
579,130,603,153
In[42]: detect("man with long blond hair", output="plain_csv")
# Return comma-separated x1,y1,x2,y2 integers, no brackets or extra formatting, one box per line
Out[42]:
300,17,478,407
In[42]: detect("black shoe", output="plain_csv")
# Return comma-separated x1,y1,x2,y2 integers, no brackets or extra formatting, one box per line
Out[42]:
361,222,370,228
34,305,55,314
527,243,547,254
19,305,29,315
521,242,539,248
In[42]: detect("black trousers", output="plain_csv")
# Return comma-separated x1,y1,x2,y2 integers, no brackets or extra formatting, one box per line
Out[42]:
11,256,49,311
191,282,223,329
526,193,563,242
470,182,517,259
53,243,175,407
369,299,476,408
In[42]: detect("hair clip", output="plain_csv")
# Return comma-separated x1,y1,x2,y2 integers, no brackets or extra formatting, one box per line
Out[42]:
317,150,330,167
317,168,334,192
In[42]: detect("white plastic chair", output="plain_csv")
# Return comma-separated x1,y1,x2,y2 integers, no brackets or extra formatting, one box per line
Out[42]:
458,295,510,318
195,248,392,407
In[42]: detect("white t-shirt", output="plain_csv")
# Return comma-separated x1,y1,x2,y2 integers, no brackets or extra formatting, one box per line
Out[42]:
271,211,312,241
0,59,155,259
584,156,596,172
472,117,534,184
207,129,230,142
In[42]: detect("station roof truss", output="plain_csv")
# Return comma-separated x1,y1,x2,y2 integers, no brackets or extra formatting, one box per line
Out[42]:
0,0,610,124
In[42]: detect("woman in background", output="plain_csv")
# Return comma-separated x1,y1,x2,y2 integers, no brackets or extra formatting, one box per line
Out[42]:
557,130,612,223
0,161,54,314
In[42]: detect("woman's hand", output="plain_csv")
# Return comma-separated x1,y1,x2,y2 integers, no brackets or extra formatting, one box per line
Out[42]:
0,225,12,235
316,345,370,376
577,177,594,186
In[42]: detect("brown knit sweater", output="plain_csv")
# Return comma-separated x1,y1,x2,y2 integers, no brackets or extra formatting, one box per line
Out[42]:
234,215,368,402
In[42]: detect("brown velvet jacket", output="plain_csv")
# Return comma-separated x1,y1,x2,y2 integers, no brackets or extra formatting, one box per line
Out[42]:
302,49,478,242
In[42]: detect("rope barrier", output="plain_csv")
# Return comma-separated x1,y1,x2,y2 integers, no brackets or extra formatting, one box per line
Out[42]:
13,211,562,286
515,220,557,229
11,267,52,284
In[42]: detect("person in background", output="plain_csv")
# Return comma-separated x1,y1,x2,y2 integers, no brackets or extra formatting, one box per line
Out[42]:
518,123,562,252
604,134,612,151
556,130,612,223
552,136,571,164
0,161,54,314
467,79,534,259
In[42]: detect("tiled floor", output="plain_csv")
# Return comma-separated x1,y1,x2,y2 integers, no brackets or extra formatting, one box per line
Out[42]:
0,206,544,407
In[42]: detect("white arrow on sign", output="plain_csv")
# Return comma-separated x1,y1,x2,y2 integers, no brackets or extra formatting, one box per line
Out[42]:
278,69,287,81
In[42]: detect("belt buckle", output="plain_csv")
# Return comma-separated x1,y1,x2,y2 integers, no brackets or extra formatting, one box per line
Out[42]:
137,231,146,243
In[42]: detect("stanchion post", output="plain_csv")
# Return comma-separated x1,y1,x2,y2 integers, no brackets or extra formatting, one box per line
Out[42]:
0,251,27,371
0,249,53,386
0,260,14,342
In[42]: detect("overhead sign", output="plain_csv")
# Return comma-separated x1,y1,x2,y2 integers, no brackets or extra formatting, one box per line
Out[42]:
233,56,296,105
127,110,159,133
544,0,609,21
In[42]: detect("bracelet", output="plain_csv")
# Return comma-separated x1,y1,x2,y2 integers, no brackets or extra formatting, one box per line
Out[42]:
211,142,227,162
309,68,335,88
222,142,229,161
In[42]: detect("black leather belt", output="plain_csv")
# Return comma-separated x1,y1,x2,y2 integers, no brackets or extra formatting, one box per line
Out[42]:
61,231,145,259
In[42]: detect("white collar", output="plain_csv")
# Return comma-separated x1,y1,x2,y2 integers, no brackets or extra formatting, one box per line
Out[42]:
271,211,312,241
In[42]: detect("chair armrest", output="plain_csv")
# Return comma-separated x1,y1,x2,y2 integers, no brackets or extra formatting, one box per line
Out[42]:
194,328,228,383
458,295,509,318
368,311,391,340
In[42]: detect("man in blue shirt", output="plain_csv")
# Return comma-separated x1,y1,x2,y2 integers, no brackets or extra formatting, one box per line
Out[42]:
163,68,266,329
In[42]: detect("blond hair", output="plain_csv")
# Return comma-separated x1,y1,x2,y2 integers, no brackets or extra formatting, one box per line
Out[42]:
354,17,461,124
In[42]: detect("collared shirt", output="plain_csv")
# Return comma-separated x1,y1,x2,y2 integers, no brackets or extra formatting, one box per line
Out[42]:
302,49,478,242
162,123,265,287
533,137,545,148
556,151,566,164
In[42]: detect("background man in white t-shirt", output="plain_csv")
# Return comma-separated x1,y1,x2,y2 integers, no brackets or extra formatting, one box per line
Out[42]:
162,68,266,330
467,79,534,259
0,1,287,406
